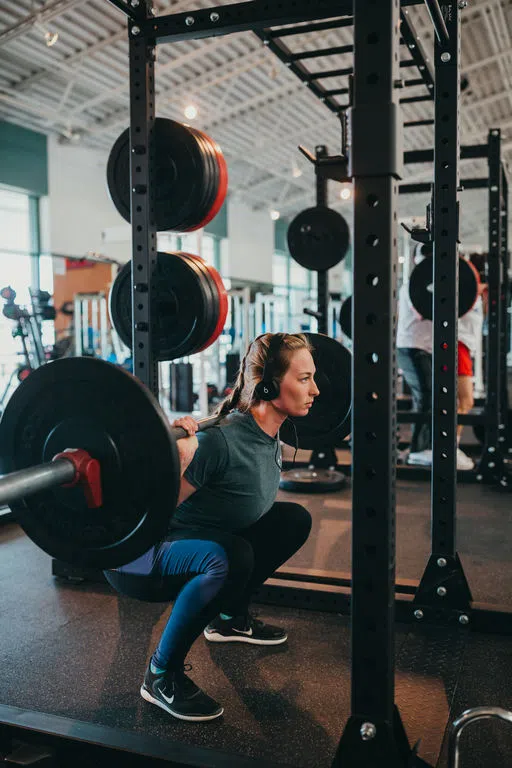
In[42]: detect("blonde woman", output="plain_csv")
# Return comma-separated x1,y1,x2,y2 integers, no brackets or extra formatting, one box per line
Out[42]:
105,333,319,722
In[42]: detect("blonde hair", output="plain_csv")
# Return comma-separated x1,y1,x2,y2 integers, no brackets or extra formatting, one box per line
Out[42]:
215,333,313,417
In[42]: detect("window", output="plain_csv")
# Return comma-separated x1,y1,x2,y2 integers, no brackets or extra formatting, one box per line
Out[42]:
201,234,215,266
0,189,46,403
272,249,317,331
272,251,289,287
0,190,32,304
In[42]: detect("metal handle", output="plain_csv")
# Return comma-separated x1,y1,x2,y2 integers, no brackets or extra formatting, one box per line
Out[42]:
0,458,76,507
169,415,221,440
449,706,512,768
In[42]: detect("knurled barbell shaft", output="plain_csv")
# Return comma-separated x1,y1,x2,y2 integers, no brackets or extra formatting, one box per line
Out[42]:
170,414,221,440
0,458,76,507
0,414,221,509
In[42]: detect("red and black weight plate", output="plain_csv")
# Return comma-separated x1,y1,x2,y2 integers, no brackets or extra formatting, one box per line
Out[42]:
287,206,350,271
338,295,352,339
409,255,480,321
0,356,178,569
176,252,218,351
181,127,218,232
106,118,207,232
109,251,216,361
183,130,228,232
279,333,352,450
183,253,228,351
202,133,228,228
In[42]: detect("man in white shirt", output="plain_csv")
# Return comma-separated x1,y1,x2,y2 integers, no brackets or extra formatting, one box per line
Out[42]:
397,269,433,466
397,246,481,471
456,279,487,470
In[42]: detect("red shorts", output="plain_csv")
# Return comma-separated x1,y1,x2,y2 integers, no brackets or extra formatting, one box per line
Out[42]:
458,341,473,377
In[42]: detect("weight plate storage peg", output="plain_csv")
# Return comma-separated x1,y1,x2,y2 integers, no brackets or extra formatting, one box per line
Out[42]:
287,206,350,271
279,333,352,450
0,357,180,569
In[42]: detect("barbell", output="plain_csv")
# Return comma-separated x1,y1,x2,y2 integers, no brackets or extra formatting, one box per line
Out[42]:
0,333,351,570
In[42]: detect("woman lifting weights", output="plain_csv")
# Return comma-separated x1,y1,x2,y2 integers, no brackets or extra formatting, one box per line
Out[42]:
105,332,319,721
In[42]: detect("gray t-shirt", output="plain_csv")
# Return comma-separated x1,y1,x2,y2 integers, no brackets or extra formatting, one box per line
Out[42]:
173,410,282,531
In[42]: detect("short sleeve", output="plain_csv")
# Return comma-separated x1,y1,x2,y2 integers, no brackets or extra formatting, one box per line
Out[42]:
184,427,229,490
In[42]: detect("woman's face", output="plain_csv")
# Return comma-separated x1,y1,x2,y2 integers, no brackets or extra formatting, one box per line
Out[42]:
273,348,320,417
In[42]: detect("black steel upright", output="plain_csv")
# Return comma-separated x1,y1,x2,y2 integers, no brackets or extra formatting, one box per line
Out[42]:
333,1,414,765
413,1,472,618
128,1,158,396
500,168,510,449
479,129,504,480
316,145,329,336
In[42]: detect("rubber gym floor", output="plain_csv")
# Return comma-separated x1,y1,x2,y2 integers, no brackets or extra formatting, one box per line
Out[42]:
1,436,511,768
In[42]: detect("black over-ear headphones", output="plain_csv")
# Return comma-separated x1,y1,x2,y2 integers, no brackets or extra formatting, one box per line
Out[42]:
254,334,285,401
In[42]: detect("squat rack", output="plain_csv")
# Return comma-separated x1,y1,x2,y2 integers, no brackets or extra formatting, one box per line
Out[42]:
113,0,487,766
394,132,511,487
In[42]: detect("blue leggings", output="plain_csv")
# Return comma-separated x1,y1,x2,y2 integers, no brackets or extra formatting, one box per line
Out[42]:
104,501,311,671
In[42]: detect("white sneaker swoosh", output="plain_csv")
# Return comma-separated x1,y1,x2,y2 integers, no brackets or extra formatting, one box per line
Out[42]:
232,627,253,636
161,691,175,704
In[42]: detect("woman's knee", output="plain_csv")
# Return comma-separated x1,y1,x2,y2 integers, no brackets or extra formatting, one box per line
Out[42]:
201,542,230,583
221,536,255,582
278,502,312,544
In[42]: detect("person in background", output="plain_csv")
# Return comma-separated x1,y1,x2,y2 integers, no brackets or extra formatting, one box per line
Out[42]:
397,243,433,466
456,266,488,471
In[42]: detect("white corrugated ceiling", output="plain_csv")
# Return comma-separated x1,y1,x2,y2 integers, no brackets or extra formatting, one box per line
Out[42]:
0,0,511,247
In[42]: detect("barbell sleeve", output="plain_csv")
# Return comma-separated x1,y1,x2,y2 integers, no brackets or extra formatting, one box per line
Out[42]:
0,449,102,509
0,458,76,507
170,414,222,441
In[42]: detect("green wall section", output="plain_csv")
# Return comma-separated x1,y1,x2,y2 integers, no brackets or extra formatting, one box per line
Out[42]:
0,121,48,196
274,217,290,253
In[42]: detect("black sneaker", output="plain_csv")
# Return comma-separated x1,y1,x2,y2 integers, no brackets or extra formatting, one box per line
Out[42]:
140,663,223,722
204,612,287,645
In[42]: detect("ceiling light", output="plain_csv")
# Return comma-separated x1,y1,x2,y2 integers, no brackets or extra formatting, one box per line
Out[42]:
34,18,59,47
44,29,59,47
184,104,198,120
270,209,281,221
340,186,351,200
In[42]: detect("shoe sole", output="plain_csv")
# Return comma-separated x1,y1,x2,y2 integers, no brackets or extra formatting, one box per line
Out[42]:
203,631,288,645
140,687,224,722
